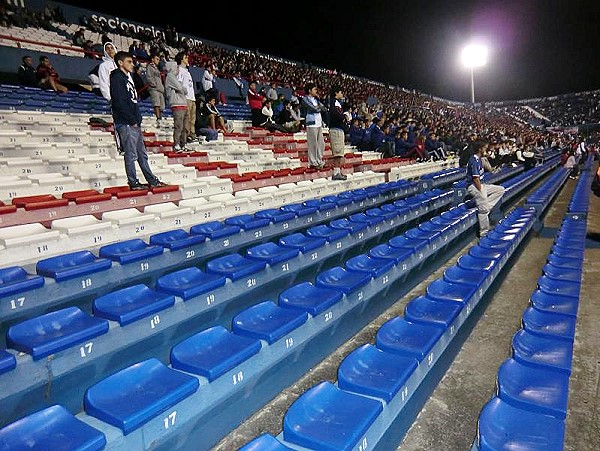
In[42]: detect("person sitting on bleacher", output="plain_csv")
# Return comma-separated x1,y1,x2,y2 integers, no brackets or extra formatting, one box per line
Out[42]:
17,55,38,88
349,118,365,148
202,95,228,133
466,140,506,237
425,131,447,160
35,55,68,93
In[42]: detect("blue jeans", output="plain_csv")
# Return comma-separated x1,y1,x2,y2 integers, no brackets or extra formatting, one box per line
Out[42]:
116,124,159,186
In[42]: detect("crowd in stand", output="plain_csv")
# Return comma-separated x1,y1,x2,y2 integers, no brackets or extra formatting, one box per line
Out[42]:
6,4,600,168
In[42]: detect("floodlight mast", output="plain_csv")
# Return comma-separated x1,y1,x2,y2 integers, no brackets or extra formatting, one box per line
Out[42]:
461,44,488,104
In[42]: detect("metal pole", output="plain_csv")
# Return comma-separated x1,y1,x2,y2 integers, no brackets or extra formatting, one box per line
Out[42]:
470,66,475,104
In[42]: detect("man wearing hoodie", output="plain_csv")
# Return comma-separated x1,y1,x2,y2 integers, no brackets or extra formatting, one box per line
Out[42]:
110,50,166,190
164,60,189,152
98,42,117,102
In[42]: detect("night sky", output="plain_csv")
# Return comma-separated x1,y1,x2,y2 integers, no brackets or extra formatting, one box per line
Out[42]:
60,0,600,103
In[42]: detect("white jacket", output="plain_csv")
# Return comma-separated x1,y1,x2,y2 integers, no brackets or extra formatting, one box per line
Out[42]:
177,65,195,102
98,42,118,101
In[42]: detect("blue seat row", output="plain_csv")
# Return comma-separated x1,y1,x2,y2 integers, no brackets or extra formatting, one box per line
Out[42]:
0,180,424,345
0,191,462,429
471,198,588,450
524,166,570,220
500,158,561,206
567,153,594,216
0,202,480,449
236,206,537,451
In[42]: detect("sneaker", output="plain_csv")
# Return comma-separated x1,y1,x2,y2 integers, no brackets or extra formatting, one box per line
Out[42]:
129,182,148,191
149,180,168,188
332,173,347,181
155,119,161,128
173,144,185,153
479,229,489,238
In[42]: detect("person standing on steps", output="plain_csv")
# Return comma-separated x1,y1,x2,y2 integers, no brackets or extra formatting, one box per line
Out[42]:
110,51,167,190
327,85,348,180
466,140,505,237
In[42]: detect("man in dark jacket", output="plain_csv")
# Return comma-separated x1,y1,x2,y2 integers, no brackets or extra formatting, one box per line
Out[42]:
110,51,166,190
17,55,38,87
328,85,348,180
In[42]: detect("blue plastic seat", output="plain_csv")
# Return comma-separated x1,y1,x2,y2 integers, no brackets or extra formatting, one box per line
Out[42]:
84,358,199,434
315,266,372,294
404,295,463,329
376,317,444,362
389,234,429,253
329,218,368,234
278,281,343,316
0,404,106,451
36,250,112,282
365,207,397,221
7,307,109,360
476,397,565,451
537,275,580,299
457,254,497,273
225,214,271,230
0,349,16,375
155,267,227,300
348,212,383,227
99,239,164,264
170,325,261,381
522,307,576,342
443,265,487,286
550,243,582,259
281,203,317,217
190,221,240,239
93,284,175,326
238,433,294,451
368,243,413,264
232,301,308,344
302,199,336,212
530,289,578,317
345,254,395,278
282,381,383,451
426,279,476,304
246,242,300,265
149,229,206,250
468,246,503,261
497,358,569,419
478,235,513,251
542,263,581,283
546,254,583,270
254,208,296,223
205,253,266,281
338,343,418,402
0,266,44,297
278,233,326,252
305,224,349,242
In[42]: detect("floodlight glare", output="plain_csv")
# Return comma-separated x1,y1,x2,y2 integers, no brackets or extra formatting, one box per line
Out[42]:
461,44,488,103
461,44,488,68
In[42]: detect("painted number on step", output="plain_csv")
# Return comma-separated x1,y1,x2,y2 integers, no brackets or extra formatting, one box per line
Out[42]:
163,411,176,429
285,337,294,349
232,371,244,385
358,437,368,451
324,311,333,322
79,342,93,358
81,278,92,289
206,294,215,306
150,315,160,329
10,297,25,309
246,278,256,288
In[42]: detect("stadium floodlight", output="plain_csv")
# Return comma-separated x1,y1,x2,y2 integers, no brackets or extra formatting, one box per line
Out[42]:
461,44,488,103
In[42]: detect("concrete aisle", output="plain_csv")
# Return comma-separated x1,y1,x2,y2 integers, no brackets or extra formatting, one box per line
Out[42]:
398,175,600,451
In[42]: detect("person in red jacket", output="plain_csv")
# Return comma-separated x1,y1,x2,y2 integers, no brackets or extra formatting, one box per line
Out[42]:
247,80,266,127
